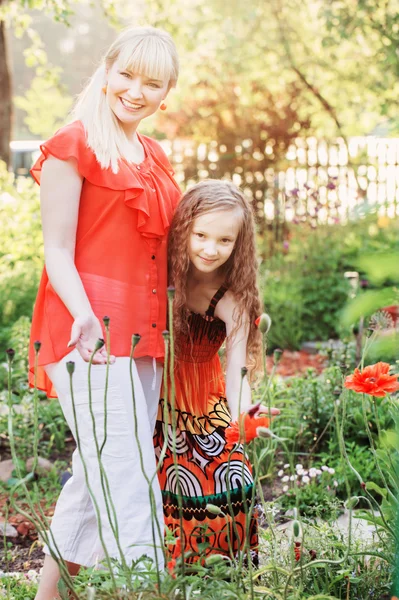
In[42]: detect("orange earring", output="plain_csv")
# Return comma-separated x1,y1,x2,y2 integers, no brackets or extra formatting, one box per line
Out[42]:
160,102,167,111
102,84,107,94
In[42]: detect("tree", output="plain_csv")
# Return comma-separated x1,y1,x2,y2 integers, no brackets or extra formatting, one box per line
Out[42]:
0,0,78,165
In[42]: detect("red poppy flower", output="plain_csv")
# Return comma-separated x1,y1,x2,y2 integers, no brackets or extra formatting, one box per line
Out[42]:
294,541,301,561
344,362,399,397
225,413,271,445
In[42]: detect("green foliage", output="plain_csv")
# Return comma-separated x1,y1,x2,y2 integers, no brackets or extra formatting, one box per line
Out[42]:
261,214,399,348
0,576,38,599
14,72,73,139
0,163,43,349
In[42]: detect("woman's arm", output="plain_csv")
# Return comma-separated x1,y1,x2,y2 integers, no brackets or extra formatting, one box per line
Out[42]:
215,292,252,420
40,156,113,364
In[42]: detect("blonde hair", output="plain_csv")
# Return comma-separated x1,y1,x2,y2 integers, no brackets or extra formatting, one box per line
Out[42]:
71,26,179,172
168,179,263,371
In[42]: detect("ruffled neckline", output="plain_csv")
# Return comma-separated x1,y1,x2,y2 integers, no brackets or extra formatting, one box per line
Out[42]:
32,121,180,240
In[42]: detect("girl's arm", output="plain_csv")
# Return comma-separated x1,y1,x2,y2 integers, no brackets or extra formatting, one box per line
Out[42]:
40,156,113,364
215,292,252,420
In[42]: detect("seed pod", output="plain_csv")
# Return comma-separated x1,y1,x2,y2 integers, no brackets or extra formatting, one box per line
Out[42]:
66,361,75,375
6,348,15,363
167,286,176,299
241,366,248,378
132,333,141,349
33,340,42,353
273,348,283,364
102,316,110,328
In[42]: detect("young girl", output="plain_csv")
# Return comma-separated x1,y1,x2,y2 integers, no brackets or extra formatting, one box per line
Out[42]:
154,179,279,564
30,26,180,599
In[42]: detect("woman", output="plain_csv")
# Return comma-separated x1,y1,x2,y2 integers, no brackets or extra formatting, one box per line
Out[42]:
29,26,180,599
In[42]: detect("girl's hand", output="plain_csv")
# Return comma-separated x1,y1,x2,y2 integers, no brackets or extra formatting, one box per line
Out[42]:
68,314,116,364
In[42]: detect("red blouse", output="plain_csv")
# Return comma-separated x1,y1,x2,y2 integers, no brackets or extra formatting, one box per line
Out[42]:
29,120,181,397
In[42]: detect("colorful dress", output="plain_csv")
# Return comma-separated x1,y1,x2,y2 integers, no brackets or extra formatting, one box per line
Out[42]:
154,286,258,564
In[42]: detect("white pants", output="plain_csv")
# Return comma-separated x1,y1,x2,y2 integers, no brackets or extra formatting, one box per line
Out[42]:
43,351,163,568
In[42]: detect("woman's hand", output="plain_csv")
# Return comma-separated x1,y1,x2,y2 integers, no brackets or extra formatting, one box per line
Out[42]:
68,314,115,364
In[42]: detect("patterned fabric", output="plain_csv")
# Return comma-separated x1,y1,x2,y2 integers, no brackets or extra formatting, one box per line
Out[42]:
154,286,258,563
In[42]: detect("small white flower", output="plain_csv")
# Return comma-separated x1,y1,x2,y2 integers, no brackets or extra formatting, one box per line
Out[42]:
297,469,304,476
301,469,308,476
328,468,335,475
284,463,290,469
278,469,284,477
283,485,289,492
302,475,310,484
289,475,296,481
282,475,289,482
321,465,329,471
316,469,322,475
334,480,338,487
309,468,317,478
295,463,303,471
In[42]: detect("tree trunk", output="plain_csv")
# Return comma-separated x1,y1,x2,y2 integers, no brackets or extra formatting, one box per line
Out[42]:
0,14,12,167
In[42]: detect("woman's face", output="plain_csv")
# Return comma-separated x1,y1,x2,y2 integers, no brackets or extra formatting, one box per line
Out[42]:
106,61,169,134
188,209,241,275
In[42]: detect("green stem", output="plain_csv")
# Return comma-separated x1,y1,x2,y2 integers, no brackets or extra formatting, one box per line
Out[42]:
68,364,117,589
360,393,397,505
167,294,186,584
128,344,163,589
87,350,127,572
99,322,111,455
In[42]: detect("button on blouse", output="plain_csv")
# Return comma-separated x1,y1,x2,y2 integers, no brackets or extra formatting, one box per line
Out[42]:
29,120,181,397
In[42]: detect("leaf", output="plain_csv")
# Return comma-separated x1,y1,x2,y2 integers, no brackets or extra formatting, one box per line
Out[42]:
341,288,398,326
365,481,387,498
356,253,399,285
57,578,70,600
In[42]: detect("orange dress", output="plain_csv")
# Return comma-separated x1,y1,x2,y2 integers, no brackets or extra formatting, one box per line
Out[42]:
154,286,258,564
29,120,181,397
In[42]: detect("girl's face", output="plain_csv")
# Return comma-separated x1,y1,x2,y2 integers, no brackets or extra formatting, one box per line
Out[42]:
106,61,169,135
188,209,241,275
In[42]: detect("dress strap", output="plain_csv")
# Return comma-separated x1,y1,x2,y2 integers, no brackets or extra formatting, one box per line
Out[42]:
205,285,228,318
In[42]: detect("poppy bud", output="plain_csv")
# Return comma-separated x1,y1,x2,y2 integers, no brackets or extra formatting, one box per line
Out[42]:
293,520,301,538
6,348,15,363
33,340,41,353
94,338,105,352
132,333,141,349
206,503,224,516
241,366,248,378
345,496,359,510
167,286,176,299
205,554,225,566
256,426,271,438
273,348,283,364
162,330,170,340
66,361,75,375
255,313,272,334
102,316,110,328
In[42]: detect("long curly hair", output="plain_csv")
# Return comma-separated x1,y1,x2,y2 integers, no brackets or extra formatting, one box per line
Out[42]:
168,179,262,370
